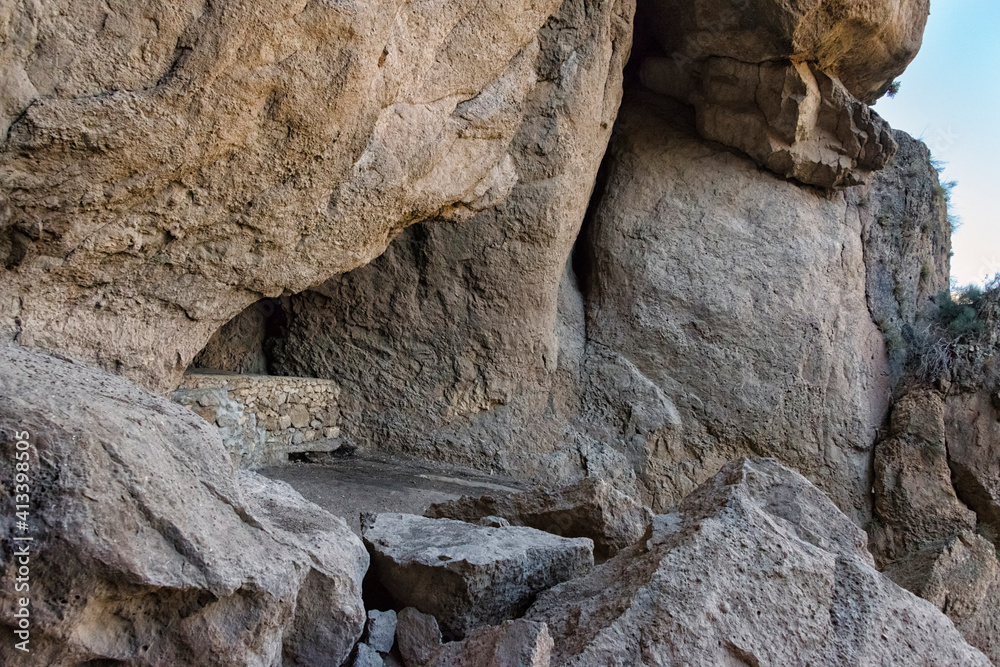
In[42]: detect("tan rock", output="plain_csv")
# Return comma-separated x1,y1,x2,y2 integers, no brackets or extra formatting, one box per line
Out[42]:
0,342,367,666
871,389,977,565
642,56,896,188
945,389,1000,541
581,92,889,515
425,478,652,562
525,458,992,666
643,0,930,102
428,619,553,667
290,404,311,430
884,533,1000,664
0,0,565,390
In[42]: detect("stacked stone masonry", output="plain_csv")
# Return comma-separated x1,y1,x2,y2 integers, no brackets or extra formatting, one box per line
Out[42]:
174,372,343,467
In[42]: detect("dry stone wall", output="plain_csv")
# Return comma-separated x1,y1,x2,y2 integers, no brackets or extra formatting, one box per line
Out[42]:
174,372,343,466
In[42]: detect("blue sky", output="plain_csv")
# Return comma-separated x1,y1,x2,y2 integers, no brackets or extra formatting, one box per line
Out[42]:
873,0,1000,287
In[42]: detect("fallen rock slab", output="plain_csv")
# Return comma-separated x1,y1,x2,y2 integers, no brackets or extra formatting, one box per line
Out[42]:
525,458,992,666
0,342,367,666
362,513,593,638
426,478,652,562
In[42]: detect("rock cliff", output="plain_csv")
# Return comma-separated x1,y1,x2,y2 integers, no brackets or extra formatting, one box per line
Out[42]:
2,0,995,664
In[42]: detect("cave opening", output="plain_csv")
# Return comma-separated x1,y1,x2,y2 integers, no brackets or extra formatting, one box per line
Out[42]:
180,297,350,465
189,297,290,376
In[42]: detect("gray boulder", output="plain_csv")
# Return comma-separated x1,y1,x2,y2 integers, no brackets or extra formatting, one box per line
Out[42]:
0,342,367,666
362,513,593,638
426,477,652,562
396,608,443,667
526,458,992,666
350,643,386,667
364,609,398,654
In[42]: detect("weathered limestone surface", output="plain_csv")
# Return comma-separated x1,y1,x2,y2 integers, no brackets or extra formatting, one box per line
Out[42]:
581,92,889,516
525,458,992,666
0,341,367,666
641,0,930,102
426,478,651,561
0,0,580,391
362,512,593,638
640,56,897,188
871,389,977,564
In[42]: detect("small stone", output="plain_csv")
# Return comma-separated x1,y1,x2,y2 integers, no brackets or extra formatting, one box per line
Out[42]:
290,404,311,428
194,406,218,424
278,414,292,430
197,392,221,407
292,431,304,445
364,609,398,653
350,642,384,667
396,608,441,667
310,419,322,428
324,426,341,439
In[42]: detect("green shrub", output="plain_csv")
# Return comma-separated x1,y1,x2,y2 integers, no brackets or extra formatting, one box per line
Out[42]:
936,286,986,337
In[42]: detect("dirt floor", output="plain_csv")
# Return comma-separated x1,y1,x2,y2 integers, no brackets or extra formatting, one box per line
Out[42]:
260,453,527,534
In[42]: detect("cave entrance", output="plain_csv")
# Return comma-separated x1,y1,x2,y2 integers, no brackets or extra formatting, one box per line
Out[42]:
176,298,347,467
190,297,289,375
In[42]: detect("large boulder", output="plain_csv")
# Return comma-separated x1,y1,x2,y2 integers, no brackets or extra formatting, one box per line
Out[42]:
640,56,897,188
642,0,930,103
871,389,978,564
946,388,1000,541
425,478,652,562
632,0,930,186
525,458,992,666
0,0,613,391
884,533,1000,665
361,512,593,638
581,91,890,516
0,341,367,666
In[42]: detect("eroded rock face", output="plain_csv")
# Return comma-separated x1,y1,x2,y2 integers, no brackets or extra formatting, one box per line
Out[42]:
425,478,652,562
630,0,930,187
871,389,977,564
582,92,889,516
0,341,367,666
946,388,1000,541
884,533,1000,665
0,0,583,391
641,56,896,188
267,0,637,484
361,512,593,638
525,458,992,666
642,0,930,102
